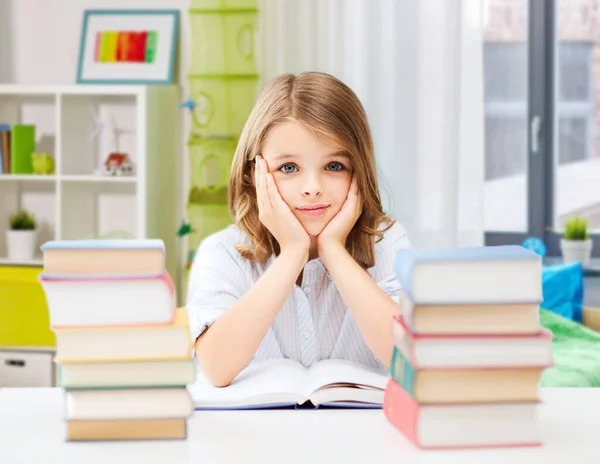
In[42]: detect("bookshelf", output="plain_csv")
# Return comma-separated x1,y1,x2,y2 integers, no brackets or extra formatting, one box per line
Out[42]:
0,84,181,289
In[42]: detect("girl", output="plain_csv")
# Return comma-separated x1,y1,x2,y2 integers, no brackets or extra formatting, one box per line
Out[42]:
187,72,411,387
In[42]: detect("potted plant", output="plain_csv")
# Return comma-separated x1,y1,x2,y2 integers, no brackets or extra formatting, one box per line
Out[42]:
560,215,593,267
7,210,37,261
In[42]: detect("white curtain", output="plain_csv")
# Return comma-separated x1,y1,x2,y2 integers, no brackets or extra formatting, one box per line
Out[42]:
257,0,485,249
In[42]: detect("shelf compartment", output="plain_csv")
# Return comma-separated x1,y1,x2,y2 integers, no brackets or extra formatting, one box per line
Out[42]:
189,137,237,192
0,94,57,174
0,180,56,259
189,75,258,138
189,9,258,75
60,94,137,176
60,181,137,240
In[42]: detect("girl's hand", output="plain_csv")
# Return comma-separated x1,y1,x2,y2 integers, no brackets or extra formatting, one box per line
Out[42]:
317,173,362,255
254,155,311,258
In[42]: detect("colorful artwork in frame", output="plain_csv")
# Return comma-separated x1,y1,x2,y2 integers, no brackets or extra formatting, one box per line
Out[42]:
77,10,179,84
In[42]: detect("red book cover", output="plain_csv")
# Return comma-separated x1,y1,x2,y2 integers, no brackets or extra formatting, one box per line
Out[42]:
383,378,542,450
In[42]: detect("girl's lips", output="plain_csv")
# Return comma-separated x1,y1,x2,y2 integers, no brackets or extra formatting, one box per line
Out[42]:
298,206,329,217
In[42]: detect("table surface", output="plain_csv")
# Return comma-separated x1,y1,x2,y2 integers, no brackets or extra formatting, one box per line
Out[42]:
1,388,599,464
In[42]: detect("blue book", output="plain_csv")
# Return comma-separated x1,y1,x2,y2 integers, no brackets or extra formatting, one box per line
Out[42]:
394,245,542,305
0,123,10,174
40,238,164,251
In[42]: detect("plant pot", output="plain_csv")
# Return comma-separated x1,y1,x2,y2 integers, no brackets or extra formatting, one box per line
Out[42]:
6,230,37,261
560,238,593,267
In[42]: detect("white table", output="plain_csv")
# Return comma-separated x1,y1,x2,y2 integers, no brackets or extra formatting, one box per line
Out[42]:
1,388,599,464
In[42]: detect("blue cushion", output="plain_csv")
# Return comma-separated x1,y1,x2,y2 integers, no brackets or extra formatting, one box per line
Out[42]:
541,262,584,322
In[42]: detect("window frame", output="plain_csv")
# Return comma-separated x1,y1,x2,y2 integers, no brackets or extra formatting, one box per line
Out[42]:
485,0,600,260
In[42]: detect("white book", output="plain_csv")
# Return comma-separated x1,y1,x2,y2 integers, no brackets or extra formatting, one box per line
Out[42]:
54,308,191,362
188,358,390,410
40,273,174,328
66,388,194,420
394,245,542,304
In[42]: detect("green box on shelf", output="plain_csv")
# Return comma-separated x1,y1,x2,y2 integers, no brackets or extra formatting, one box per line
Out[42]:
10,124,35,174
190,0,256,10
189,10,258,75
189,137,237,192
189,75,258,138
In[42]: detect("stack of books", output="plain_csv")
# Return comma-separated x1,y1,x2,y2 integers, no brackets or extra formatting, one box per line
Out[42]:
39,239,195,442
384,245,553,450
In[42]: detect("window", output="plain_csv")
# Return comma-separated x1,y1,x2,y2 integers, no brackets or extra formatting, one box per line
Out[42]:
557,43,594,166
483,0,600,258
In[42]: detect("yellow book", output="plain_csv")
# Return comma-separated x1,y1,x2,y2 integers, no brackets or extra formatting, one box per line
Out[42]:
67,418,187,441
54,308,192,363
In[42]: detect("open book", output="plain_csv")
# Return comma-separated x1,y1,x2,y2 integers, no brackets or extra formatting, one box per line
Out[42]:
188,358,390,410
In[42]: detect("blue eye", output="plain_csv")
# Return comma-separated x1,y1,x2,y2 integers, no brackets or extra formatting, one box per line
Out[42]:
326,162,345,172
278,164,298,174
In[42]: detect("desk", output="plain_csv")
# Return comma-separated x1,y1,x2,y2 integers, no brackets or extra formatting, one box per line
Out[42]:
1,389,599,463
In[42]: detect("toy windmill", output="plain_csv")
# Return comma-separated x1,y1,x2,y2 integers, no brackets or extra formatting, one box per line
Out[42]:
90,107,106,172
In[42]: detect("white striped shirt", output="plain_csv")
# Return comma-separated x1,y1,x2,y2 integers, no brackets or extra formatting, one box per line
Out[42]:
186,221,411,372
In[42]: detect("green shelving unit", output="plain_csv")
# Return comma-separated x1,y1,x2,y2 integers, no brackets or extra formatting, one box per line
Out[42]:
183,1,259,298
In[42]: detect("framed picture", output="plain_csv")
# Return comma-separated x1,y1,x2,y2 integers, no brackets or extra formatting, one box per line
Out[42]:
77,9,179,85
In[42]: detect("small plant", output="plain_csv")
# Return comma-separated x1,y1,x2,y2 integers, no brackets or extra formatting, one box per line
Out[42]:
9,210,36,231
563,215,589,241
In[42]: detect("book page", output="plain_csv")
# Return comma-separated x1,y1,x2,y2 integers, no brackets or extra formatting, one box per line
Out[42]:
189,358,309,409
304,359,389,396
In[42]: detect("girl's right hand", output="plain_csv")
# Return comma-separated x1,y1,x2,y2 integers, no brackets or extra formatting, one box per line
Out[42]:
254,155,311,259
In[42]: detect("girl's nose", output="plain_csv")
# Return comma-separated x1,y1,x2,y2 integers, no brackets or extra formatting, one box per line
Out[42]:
302,176,322,197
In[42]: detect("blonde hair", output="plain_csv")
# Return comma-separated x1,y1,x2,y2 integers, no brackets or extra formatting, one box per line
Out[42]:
228,72,395,270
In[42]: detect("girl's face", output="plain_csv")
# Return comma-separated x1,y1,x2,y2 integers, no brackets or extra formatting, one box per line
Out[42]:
260,120,354,237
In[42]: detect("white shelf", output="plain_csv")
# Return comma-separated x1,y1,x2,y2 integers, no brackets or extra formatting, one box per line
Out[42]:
0,175,136,182
61,175,137,183
0,175,56,181
0,84,182,300
0,256,44,266
0,85,152,96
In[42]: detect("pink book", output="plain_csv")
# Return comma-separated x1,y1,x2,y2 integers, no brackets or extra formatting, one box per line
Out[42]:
391,315,554,369
40,272,174,329
383,378,543,450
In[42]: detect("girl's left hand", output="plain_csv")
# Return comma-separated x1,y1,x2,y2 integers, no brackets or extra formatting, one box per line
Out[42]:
317,173,362,254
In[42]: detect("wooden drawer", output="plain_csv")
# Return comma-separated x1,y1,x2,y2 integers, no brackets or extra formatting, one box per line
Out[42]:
0,350,54,387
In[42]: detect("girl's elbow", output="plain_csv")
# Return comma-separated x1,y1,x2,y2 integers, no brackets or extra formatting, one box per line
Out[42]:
195,346,235,387
201,364,235,388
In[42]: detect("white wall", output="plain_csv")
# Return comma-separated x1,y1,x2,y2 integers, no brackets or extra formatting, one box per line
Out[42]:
3,0,190,85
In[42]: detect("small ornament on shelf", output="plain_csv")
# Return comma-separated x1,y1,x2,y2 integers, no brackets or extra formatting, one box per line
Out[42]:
179,97,197,112
102,152,135,177
7,209,37,261
31,152,55,175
